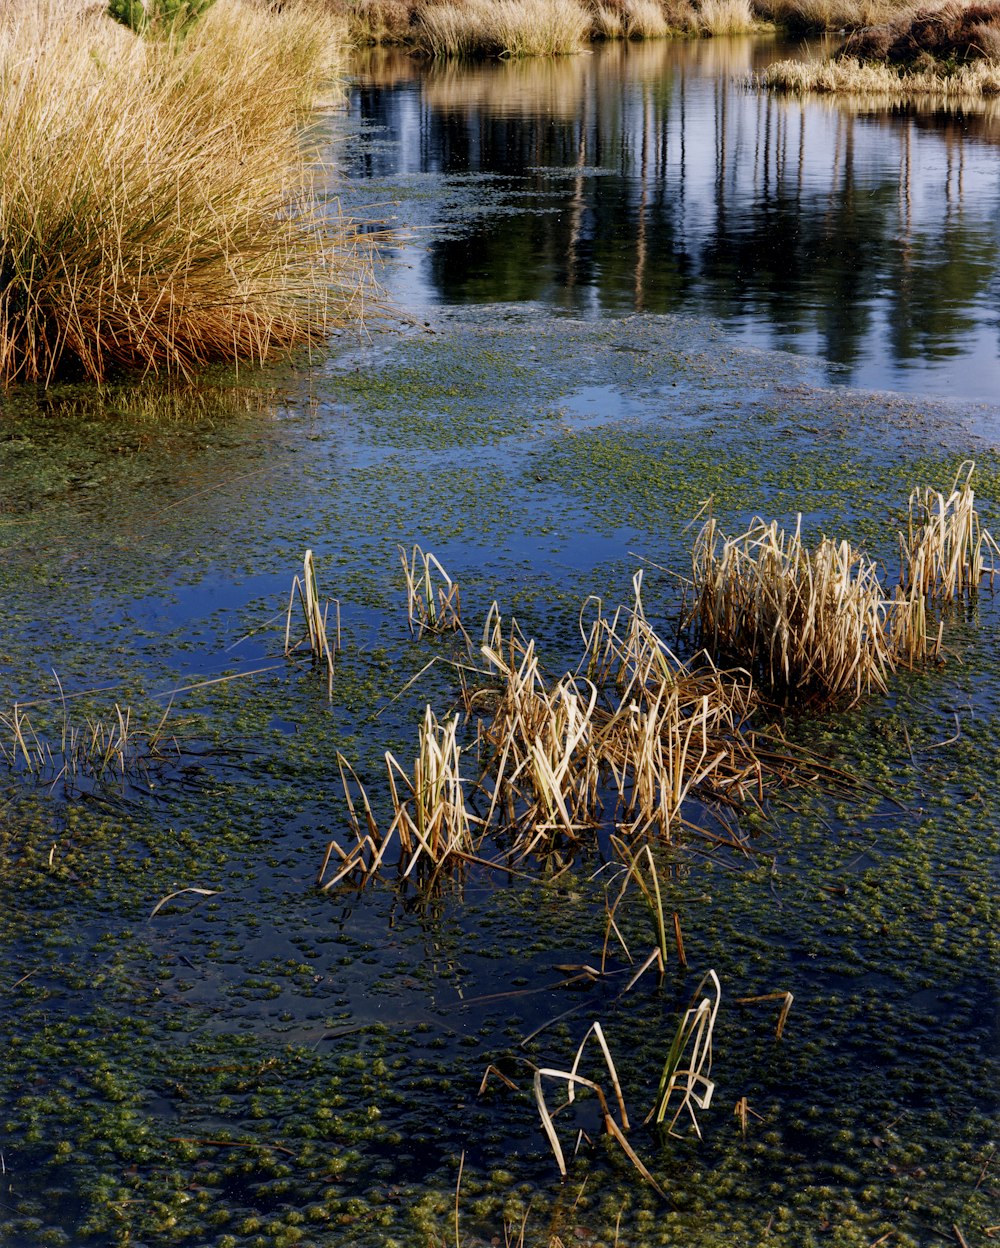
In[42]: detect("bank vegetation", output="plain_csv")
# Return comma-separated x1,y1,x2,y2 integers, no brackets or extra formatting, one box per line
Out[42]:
0,0,371,386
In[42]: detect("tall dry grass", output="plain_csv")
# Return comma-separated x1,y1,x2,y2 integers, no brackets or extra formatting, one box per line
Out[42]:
0,0,367,386
697,0,755,34
760,53,1000,93
413,0,592,56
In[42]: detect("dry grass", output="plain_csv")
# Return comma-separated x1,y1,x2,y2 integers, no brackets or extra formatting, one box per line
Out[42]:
688,511,895,707
285,549,339,698
400,544,463,635
900,461,999,599
697,0,755,34
413,0,592,56
753,0,902,33
319,707,481,888
0,0,369,386
760,52,1000,92
841,0,1000,63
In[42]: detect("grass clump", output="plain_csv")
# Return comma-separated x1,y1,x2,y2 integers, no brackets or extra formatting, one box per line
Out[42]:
0,0,368,386
688,510,895,706
759,0,1000,95
412,0,592,57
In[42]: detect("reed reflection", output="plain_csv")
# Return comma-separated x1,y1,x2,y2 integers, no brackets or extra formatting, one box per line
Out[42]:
345,39,1000,397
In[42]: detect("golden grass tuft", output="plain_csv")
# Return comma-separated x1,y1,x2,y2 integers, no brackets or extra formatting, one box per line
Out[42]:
0,0,369,386
759,53,1000,94
688,511,895,707
696,0,756,34
413,0,592,55
901,461,999,599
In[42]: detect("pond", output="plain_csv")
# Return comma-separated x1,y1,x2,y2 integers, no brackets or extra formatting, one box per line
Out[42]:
0,34,998,1248
340,37,1000,402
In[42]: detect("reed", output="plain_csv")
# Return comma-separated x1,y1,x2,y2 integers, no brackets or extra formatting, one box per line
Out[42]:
320,706,480,888
688,509,895,707
647,968,720,1138
400,544,463,635
900,461,998,601
0,0,367,386
285,549,339,698
0,694,174,787
760,54,1000,94
753,0,900,33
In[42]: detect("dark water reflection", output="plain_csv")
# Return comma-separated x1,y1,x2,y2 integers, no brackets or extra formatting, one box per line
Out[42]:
341,39,1000,401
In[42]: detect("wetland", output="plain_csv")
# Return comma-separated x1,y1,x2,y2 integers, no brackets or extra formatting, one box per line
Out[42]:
1,33,998,1248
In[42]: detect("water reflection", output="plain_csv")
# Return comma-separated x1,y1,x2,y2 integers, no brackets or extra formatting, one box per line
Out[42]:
342,39,1000,400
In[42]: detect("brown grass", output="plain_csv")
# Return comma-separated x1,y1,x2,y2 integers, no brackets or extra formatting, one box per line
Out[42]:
759,52,1000,92
0,0,370,386
841,0,1000,63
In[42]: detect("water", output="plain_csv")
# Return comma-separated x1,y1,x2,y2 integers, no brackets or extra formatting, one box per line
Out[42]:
339,38,1000,402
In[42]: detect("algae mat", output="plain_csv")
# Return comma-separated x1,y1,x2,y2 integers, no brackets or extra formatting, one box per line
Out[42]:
0,308,997,1247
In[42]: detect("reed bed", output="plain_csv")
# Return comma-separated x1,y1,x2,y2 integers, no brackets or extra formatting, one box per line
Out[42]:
324,475,992,888
760,53,1000,94
752,0,903,33
0,0,368,386
688,512,896,706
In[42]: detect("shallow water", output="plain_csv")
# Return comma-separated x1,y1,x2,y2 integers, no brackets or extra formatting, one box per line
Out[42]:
0,38,998,1248
338,38,1000,402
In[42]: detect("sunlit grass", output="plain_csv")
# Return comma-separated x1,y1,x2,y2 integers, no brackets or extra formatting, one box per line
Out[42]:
0,0,370,386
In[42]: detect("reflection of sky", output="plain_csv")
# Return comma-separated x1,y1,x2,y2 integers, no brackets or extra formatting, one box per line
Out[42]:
336,41,1000,403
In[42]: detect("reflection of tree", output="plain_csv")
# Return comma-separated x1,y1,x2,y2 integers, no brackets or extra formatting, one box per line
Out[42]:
347,42,999,374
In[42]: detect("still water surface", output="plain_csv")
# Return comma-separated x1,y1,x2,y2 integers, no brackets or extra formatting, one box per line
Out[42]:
341,38,1000,402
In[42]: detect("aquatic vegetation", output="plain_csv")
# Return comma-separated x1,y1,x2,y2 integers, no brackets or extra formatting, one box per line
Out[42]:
752,0,902,33
285,549,339,698
400,544,463,636
0,691,175,788
901,461,999,601
321,706,480,887
688,509,896,706
0,0,368,385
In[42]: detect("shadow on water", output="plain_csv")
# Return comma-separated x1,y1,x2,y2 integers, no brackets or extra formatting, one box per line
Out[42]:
340,37,1000,401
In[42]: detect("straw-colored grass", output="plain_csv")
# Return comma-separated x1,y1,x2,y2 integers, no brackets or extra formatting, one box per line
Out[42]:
399,544,463,635
753,0,902,33
0,0,368,386
688,511,896,706
413,0,591,56
285,549,339,698
901,461,999,600
320,707,481,888
697,0,756,34
760,52,1000,93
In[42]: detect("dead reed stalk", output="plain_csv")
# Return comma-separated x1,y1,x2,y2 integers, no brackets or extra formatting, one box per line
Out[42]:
285,549,338,698
400,544,463,636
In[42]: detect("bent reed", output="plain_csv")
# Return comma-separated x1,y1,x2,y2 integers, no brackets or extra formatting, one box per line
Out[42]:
0,0,370,386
